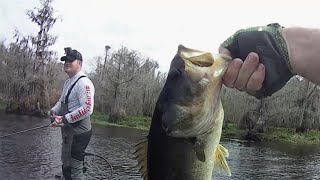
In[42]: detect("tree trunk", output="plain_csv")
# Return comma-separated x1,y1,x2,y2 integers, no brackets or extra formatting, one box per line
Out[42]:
109,82,127,123
39,79,50,109
254,98,267,133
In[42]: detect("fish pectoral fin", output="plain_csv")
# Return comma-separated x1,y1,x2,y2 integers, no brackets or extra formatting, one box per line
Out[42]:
196,148,206,162
133,138,149,180
218,143,229,158
193,138,206,162
213,144,231,176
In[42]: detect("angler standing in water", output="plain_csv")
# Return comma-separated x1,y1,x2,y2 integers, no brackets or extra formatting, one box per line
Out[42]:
49,47,95,180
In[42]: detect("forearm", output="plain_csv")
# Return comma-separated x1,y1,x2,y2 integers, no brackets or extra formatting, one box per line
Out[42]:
65,104,93,123
282,27,320,85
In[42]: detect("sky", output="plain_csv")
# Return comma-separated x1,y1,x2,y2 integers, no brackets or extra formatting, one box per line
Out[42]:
1,0,320,73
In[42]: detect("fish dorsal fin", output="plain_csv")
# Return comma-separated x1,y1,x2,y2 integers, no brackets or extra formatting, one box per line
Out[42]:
213,144,231,176
133,138,149,180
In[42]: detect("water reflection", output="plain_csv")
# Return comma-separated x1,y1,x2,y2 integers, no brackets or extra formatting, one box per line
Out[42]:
214,140,320,179
1,112,320,180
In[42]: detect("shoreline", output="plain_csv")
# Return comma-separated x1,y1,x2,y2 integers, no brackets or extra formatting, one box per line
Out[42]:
1,98,320,145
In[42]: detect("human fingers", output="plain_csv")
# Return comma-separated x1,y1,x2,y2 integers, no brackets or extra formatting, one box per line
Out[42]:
246,63,265,91
223,58,243,88
233,53,259,91
50,121,58,127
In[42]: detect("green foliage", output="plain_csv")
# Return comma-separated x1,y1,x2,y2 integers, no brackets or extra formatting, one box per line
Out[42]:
90,111,125,127
262,127,320,144
117,116,151,130
91,111,109,122
90,111,151,130
221,123,320,145
0,99,7,111
91,114,320,145
222,123,246,139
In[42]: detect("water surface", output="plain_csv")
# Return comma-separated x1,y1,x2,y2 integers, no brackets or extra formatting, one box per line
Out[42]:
1,112,320,180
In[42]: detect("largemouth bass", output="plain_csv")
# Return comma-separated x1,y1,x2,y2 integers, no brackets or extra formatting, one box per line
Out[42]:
134,45,232,180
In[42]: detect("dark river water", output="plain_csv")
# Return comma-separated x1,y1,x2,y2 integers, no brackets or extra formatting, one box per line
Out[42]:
1,111,320,180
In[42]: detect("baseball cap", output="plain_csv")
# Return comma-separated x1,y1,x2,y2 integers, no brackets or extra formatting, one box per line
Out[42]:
60,48,83,61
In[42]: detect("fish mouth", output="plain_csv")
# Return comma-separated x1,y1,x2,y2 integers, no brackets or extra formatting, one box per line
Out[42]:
179,45,214,67
179,45,232,82
178,45,232,67
163,45,232,138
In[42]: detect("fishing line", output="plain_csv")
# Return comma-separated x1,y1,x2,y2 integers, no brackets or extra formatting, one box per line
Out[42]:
1,123,113,179
0,123,51,138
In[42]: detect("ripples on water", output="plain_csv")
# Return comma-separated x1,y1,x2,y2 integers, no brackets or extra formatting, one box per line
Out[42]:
1,113,320,180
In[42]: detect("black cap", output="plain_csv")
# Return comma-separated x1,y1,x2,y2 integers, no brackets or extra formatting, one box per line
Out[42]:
60,48,83,61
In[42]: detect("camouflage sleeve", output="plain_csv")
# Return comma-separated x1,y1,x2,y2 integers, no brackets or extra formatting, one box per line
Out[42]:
220,23,296,98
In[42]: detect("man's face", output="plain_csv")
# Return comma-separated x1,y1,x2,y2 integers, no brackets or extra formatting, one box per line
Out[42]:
64,59,81,75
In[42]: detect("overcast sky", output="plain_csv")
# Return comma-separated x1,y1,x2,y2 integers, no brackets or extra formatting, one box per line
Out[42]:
1,0,319,73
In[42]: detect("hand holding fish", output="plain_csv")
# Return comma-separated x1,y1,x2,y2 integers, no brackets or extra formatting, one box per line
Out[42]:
220,23,295,99
219,48,265,95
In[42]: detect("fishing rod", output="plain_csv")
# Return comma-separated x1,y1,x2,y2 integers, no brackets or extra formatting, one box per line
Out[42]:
0,123,51,138
84,152,113,180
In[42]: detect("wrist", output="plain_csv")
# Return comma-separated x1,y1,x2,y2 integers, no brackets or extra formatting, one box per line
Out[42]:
281,27,320,81
62,115,68,123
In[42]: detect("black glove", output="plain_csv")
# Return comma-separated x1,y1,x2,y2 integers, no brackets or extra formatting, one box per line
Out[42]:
221,23,296,99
